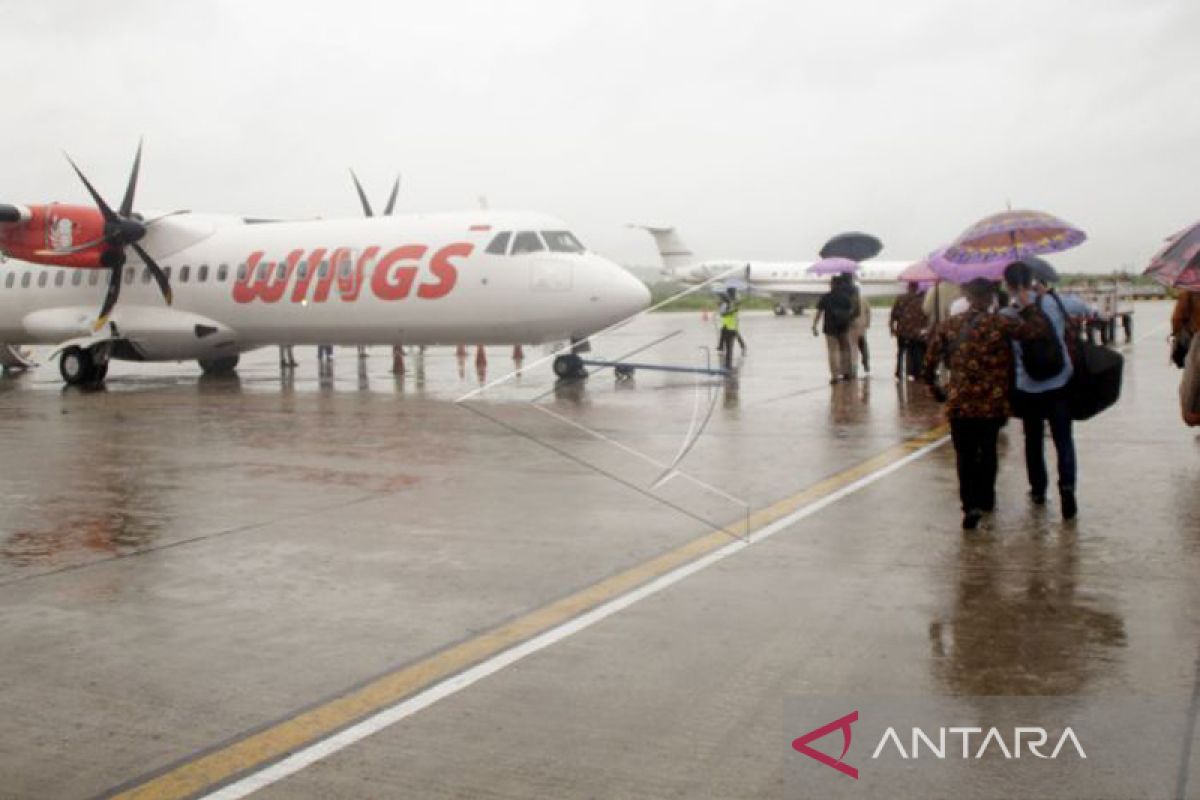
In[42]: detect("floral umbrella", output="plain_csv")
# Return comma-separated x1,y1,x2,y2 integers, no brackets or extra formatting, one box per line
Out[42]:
941,209,1087,281
1144,220,1200,291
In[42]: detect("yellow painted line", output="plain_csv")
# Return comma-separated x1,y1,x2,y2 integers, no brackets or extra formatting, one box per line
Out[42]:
108,424,948,800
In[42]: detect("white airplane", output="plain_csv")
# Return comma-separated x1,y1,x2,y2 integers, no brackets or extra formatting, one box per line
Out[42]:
0,147,649,386
632,225,910,314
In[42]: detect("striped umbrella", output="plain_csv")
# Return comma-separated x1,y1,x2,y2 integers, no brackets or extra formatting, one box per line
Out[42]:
1144,220,1200,291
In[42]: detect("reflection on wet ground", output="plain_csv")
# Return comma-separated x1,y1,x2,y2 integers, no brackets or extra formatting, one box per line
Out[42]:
930,529,1127,695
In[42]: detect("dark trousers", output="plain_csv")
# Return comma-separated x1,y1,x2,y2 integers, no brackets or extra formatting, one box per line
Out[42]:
949,417,1004,513
718,328,738,369
1015,387,1076,494
895,337,927,378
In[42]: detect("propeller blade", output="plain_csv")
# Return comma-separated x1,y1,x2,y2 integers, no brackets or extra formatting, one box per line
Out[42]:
143,209,191,227
130,242,173,305
94,250,126,327
349,169,373,217
119,138,143,218
34,236,107,256
383,174,400,216
63,152,119,224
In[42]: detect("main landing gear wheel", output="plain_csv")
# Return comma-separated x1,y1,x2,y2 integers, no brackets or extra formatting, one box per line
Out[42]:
773,304,787,316
553,354,587,380
59,346,103,387
198,355,240,375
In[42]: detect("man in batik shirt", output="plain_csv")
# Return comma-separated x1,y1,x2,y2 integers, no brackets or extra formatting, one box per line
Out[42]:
889,282,928,380
923,278,1047,531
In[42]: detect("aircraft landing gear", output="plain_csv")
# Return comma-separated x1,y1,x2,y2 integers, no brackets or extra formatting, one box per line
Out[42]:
59,345,109,387
553,353,587,380
198,355,240,375
773,304,788,316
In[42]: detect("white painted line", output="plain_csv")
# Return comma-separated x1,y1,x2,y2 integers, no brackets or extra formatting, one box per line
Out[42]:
202,434,950,799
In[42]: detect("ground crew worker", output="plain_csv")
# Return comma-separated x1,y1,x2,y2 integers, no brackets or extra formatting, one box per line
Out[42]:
717,288,742,370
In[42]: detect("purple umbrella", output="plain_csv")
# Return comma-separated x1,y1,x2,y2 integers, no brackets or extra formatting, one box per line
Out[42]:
807,257,859,276
898,257,937,284
945,209,1086,262
928,247,1011,284
1144,220,1200,291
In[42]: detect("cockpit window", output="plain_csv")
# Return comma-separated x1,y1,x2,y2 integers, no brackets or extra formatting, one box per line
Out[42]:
485,231,512,255
541,231,585,254
511,231,546,255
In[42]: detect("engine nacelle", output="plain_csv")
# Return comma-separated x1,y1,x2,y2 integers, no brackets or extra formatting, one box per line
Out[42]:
0,203,107,268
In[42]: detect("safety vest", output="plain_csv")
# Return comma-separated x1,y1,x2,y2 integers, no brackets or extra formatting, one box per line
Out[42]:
719,299,739,331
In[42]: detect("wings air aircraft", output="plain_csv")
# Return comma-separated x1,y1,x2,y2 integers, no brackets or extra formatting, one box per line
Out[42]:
0,145,650,385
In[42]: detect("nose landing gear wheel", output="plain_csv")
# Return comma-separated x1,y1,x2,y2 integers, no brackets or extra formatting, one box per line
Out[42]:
553,354,587,380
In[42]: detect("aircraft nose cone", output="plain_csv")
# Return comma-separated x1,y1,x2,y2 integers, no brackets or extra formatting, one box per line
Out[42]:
615,265,651,316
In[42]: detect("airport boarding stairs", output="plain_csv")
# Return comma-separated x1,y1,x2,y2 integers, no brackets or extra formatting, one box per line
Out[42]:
0,343,35,371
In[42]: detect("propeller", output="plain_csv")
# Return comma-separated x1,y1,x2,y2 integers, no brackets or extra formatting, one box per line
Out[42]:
349,169,400,218
60,140,182,327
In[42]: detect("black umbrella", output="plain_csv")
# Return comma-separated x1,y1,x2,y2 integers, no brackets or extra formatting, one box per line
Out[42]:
819,231,883,262
1025,256,1060,284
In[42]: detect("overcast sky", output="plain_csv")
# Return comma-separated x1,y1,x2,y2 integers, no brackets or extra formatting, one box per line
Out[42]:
2,0,1197,273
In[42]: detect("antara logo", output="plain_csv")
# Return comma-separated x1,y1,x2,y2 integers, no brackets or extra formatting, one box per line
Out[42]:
792,711,1086,780
232,242,471,304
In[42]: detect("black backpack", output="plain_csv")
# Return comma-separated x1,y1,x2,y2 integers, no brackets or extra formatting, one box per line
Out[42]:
1018,297,1066,380
826,294,853,334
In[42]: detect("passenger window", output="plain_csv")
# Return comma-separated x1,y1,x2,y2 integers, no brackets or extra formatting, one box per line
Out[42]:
4,273,12,289
73,270,82,286
21,272,30,288
339,259,352,278
125,267,134,284
55,271,65,287
141,268,151,284
485,231,512,255
541,231,585,254
297,260,309,280
256,263,268,280
237,263,247,281
318,260,330,279
511,231,545,255
37,272,48,287
217,264,229,282
276,263,286,280
180,265,191,283
163,267,172,281
198,265,209,282
88,271,99,286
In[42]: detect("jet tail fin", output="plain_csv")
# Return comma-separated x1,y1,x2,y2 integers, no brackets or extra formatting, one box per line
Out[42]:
628,224,696,276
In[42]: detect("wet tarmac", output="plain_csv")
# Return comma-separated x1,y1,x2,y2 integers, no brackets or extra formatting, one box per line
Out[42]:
0,302,1197,799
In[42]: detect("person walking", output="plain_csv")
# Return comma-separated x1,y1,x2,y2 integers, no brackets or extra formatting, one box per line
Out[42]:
850,281,871,376
278,344,297,368
813,275,855,383
1002,262,1090,519
889,282,928,380
1173,290,1200,426
716,288,742,370
923,277,1047,530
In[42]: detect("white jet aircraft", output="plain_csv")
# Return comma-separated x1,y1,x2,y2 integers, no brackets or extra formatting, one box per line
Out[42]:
0,147,649,386
632,225,910,314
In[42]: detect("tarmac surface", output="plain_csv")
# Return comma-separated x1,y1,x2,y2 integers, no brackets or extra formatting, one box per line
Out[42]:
0,301,1197,799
